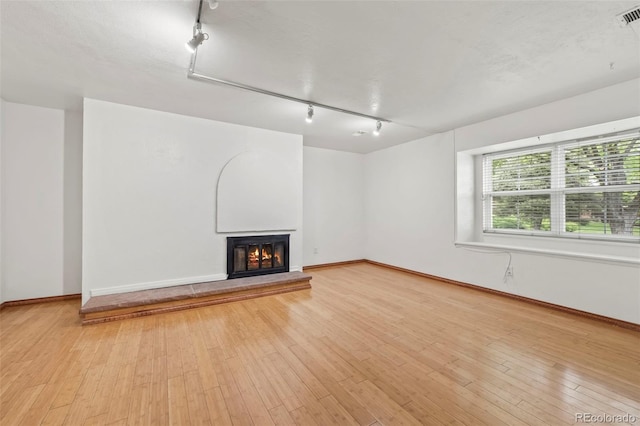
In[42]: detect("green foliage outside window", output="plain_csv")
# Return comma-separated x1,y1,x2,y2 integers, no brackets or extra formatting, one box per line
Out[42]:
486,135,639,239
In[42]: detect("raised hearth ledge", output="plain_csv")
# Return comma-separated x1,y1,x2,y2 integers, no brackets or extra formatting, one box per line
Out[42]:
79,272,311,325
89,273,228,298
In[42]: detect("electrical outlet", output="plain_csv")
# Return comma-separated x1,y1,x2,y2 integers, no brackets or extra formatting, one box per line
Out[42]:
506,266,514,277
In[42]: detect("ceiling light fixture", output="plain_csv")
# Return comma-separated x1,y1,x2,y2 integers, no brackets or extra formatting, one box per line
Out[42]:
185,0,391,129
185,23,209,53
306,104,314,123
185,0,209,53
373,121,382,136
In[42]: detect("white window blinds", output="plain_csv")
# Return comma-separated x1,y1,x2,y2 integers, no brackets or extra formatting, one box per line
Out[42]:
483,130,640,240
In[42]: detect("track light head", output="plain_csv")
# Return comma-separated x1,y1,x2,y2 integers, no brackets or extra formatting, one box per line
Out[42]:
373,121,382,136
185,24,208,53
185,33,205,53
306,104,314,123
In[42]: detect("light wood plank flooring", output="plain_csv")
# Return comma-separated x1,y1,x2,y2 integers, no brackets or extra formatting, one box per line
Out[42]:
1,263,639,425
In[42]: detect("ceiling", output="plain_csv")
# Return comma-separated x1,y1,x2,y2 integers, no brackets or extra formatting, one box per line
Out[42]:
1,1,639,154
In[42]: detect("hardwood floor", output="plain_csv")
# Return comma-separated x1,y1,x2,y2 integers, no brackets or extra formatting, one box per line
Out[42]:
1,263,639,425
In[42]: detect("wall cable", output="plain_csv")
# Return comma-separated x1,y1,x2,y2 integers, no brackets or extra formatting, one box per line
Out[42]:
460,247,513,285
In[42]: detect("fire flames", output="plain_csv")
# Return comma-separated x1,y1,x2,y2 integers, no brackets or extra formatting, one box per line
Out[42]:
248,247,281,267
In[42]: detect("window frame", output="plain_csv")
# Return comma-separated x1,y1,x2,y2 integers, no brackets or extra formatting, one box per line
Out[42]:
482,130,640,243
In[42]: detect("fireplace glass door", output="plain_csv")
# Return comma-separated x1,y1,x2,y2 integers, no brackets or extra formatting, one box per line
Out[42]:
227,235,289,279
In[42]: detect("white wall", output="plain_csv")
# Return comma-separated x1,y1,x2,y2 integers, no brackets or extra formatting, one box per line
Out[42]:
64,111,83,296
1,102,65,301
0,99,4,303
365,79,640,325
0,102,83,302
454,79,640,152
303,146,365,266
365,133,458,274
82,99,303,304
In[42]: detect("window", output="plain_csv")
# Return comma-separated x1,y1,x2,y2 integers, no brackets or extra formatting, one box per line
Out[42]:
483,130,640,241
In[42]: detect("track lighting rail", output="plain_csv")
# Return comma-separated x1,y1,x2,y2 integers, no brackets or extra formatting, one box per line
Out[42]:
187,68,391,123
185,0,391,125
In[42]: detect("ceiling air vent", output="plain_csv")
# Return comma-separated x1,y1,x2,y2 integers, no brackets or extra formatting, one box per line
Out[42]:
617,5,640,26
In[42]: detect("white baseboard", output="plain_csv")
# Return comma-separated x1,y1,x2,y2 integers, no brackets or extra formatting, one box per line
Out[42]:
90,273,229,298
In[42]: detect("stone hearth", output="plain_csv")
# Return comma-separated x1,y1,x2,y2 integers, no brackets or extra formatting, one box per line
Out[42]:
80,271,311,325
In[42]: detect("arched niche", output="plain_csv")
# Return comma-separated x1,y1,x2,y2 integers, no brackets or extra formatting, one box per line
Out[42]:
217,150,298,232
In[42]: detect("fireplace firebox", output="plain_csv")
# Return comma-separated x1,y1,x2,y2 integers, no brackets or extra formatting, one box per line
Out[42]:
227,234,289,279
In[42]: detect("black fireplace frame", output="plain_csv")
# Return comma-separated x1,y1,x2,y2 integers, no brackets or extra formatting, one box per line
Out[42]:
227,234,290,279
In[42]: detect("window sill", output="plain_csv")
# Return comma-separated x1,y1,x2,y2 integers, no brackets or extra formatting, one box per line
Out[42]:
454,241,640,266
483,229,640,244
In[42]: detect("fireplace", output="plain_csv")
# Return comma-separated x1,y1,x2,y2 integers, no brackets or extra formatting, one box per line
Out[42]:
227,234,289,279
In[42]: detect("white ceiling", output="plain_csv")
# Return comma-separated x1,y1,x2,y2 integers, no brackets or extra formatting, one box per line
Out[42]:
1,1,639,153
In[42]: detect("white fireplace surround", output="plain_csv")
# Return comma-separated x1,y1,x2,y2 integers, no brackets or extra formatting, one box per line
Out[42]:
82,99,303,304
